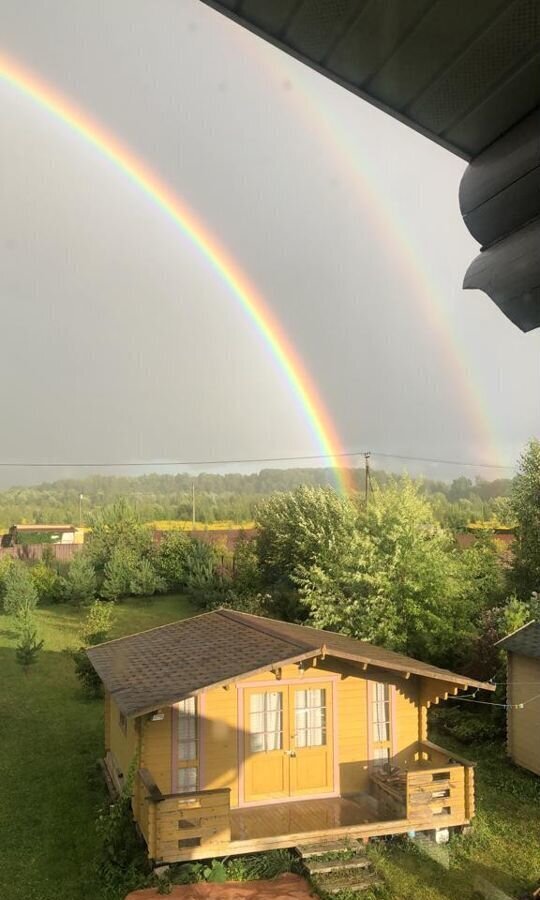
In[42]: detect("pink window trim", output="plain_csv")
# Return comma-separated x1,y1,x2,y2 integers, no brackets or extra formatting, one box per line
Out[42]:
171,695,203,794
367,680,398,765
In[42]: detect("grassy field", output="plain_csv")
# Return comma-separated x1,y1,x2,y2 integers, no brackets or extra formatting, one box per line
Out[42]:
1,597,539,900
0,594,193,900
367,733,540,899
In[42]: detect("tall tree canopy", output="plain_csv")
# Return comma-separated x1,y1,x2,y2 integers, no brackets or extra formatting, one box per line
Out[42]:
255,486,358,587
298,479,471,663
511,439,540,596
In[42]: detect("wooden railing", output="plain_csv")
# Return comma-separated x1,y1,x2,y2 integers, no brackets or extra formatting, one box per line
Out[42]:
136,769,231,862
369,741,476,830
406,741,476,827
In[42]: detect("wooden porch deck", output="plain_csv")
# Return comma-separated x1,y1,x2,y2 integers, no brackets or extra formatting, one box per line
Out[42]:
230,795,385,842
133,741,476,863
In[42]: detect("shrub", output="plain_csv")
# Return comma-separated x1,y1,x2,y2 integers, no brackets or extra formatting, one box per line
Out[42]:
101,546,138,601
71,600,116,697
31,561,65,604
16,620,44,673
3,561,39,620
153,532,193,590
64,554,97,605
430,705,504,744
129,557,165,598
82,600,116,645
96,764,152,898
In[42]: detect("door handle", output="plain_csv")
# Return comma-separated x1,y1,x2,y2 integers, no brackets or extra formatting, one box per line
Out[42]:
284,750,296,757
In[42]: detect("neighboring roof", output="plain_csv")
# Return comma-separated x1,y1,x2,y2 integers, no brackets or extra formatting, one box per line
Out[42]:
496,620,540,659
14,524,75,532
200,0,540,159
87,608,494,717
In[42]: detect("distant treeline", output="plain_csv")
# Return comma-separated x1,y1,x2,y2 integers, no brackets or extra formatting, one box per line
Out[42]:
0,468,514,531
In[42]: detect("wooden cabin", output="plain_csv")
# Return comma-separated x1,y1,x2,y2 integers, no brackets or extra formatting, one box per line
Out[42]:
87,609,494,863
497,620,540,776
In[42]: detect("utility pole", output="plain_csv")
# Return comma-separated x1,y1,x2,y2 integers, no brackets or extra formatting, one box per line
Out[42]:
79,493,84,528
191,482,196,529
363,452,371,506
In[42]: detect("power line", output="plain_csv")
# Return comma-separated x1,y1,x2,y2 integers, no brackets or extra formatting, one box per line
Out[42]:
0,448,516,470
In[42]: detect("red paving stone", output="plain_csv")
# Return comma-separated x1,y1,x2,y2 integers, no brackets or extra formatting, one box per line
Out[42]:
126,873,318,900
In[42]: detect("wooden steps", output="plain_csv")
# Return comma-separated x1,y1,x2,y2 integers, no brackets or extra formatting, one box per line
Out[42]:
297,838,383,896
316,871,382,894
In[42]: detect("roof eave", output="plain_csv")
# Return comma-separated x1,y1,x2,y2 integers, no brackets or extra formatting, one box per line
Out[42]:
322,648,496,692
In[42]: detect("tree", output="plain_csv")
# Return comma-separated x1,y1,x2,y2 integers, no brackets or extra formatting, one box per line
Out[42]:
299,479,472,664
16,621,44,674
511,439,540,595
64,554,97,605
459,533,506,610
86,499,152,574
3,561,39,621
101,546,138,601
30,561,64,604
129,557,165,597
72,600,116,695
153,532,193,590
256,486,358,587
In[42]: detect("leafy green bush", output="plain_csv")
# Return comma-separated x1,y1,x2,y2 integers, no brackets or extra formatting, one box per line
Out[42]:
30,561,65,604
95,767,152,898
70,600,116,696
16,621,44,673
169,850,298,886
2,561,39,620
64,554,97,605
430,705,504,744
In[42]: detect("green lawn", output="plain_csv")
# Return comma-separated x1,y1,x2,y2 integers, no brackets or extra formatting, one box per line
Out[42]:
367,733,540,900
0,594,193,900
1,598,539,900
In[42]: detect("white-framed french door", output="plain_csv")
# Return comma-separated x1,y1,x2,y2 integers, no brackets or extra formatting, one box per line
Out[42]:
239,678,338,806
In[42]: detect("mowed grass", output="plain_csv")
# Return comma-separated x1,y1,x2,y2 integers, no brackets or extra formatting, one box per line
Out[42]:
1,599,540,900
367,733,540,900
0,594,193,900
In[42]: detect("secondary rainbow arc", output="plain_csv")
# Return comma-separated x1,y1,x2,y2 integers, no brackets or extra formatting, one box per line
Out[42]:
240,38,504,468
0,50,354,495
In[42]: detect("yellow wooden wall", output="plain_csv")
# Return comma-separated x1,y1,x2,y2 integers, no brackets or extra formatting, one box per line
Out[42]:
108,694,139,779
507,652,540,776
136,660,429,805
141,707,173,794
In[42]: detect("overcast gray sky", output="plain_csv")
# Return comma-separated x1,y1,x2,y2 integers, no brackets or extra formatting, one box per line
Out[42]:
0,0,538,488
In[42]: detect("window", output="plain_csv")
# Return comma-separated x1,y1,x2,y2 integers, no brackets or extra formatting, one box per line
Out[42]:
370,682,393,768
295,688,327,748
372,683,390,742
249,691,283,753
119,711,127,736
177,697,198,793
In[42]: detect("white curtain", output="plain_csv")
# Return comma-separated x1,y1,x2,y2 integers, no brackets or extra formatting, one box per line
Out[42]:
249,691,282,752
295,688,326,748
178,697,197,761
265,691,282,751
373,683,390,743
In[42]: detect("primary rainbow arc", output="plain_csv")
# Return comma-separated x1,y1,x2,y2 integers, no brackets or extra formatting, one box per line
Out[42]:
0,50,354,495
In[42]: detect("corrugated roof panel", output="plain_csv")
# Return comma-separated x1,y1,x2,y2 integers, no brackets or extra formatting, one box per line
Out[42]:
326,0,433,87
409,0,540,135
367,0,508,111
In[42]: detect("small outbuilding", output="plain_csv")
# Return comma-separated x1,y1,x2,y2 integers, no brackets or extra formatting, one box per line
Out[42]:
497,620,540,776
87,609,494,864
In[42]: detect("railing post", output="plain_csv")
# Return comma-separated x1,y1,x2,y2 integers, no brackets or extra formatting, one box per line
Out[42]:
147,799,157,859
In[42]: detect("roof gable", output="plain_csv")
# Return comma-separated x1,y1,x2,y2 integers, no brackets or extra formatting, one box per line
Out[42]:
87,608,494,716
497,620,540,659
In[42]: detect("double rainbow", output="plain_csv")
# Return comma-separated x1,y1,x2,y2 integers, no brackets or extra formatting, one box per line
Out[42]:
0,51,354,495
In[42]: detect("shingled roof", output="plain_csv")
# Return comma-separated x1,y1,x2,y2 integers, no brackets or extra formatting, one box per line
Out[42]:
496,620,540,659
87,608,494,717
